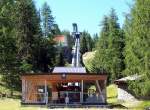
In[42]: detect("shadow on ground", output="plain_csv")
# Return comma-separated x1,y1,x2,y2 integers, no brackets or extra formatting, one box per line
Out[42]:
109,104,128,109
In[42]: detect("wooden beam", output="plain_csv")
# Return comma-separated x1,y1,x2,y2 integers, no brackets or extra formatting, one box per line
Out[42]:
22,74,107,81
96,80,105,103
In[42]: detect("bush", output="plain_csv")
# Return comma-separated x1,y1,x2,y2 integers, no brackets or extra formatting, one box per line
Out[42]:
128,79,150,98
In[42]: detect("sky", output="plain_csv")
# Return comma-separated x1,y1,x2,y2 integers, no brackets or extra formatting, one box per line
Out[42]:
35,0,133,35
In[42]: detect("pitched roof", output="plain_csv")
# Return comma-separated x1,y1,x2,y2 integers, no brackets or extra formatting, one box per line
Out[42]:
52,67,86,73
53,35,68,46
115,74,142,82
54,35,66,43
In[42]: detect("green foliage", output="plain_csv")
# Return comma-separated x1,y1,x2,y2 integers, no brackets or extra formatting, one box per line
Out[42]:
138,100,150,109
13,0,43,73
80,31,88,54
92,33,99,50
51,24,61,35
82,51,96,72
86,34,93,51
14,0,57,73
92,9,125,83
55,51,66,66
41,2,54,37
80,31,93,55
36,36,56,72
0,0,57,93
0,0,21,91
19,60,33,72
0,0,149,99
124,0,150,96
62,30,74,49
128,78,150,97
91,16,110,73
41,2,60,36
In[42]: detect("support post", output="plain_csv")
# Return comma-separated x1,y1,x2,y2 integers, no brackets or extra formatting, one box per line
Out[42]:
25,80,29,102
80,80,83,103
96,80,105,103
104,80,107,103
22,79,26,102
45,80,48,104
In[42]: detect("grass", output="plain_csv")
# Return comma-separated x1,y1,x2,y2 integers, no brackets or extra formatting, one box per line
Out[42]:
0,98,109,110
0,98,47,110
0,84,149,110
135,100,150,110
0,85,117,110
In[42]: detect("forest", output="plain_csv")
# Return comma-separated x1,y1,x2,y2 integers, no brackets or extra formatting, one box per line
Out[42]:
0,0,150,99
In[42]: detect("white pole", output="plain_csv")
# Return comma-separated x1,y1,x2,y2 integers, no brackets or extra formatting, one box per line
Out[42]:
104,80,107,103
80,80,83,103
22,79,25,102
76,38,80,67
45,80,48,104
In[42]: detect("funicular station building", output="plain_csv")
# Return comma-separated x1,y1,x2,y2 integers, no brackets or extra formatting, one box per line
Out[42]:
21,23,107,106
21,67,107,105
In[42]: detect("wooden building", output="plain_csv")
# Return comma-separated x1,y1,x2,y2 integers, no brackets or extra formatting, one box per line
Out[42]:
21,67,107,105
53,35,68,47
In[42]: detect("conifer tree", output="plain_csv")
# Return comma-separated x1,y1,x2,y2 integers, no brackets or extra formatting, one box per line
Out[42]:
107,9,125,81
55,52,66,66
51,24,61,35
92,33,99,49
86,34,93,51
41,2,54,37
124,0,150,96
62,30,74,49
0,0,21,93
0,0,57,93
14,0,42,65
80,31,88,54
93,9,125,83
93,16,110,74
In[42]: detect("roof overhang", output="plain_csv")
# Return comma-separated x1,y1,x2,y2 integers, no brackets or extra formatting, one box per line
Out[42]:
114,74,142,85
21,73,107,82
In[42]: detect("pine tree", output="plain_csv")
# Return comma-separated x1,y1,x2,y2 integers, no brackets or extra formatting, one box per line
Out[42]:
124,0,150,96
55,52,65,66
41,2,54,37
61,30,74,63
36,37,56,72
86,33,93,51
93,9,125,83
51,24,61,35
0,0,57,93
62,30,74,49
92,33,99,49
107,9,125,81
14,0,52,73
0,0,44,93
92,16,110,74
80,31,88,54
0,0,21,93
14,0,42,64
